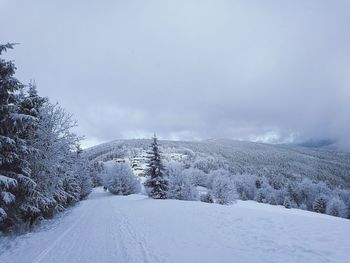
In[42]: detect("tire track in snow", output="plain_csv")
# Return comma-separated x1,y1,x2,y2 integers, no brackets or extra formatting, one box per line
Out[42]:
107,197,129,262
110,199,162,263
31,205,92,263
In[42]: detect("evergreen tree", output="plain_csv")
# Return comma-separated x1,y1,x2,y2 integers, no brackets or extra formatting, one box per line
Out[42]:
283,197,291,209
200,192,214,203
18,81,47,119
313,195,327,214
255,179,262,189
16,81,50,228
287,183,300,206
144,134,168,199
255,190,265,203
0,44,96,232
0,43,37,231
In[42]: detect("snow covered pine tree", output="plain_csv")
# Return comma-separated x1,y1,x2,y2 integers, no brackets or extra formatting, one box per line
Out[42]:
144,134,168,199
0,44,94,232
313,195,327,214
0,43,38,231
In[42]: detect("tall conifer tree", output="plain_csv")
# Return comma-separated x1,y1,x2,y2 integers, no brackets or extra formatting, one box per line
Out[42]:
0,43,37,230
144,134,168,199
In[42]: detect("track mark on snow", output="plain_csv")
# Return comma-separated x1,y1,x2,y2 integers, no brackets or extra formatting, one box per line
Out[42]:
32,207,91,263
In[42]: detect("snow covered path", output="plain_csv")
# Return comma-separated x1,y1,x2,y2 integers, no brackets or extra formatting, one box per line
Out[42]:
1,187,350,263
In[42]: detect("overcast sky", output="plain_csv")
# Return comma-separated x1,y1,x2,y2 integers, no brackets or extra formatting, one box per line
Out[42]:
1,0,350,149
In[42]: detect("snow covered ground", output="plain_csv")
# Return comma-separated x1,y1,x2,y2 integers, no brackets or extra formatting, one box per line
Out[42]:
1,187,349,263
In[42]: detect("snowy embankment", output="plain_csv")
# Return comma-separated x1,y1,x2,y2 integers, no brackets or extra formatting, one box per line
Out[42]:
1,188,349,263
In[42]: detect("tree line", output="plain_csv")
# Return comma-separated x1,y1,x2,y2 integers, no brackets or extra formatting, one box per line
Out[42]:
0,44,94,233
101,136,350,219
101,135,239,205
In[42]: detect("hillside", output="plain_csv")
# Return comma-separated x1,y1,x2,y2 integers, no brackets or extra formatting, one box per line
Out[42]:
85,139,350,188
1,187,349,263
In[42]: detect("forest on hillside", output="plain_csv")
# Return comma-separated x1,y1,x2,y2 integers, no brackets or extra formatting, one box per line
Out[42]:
86,139,350,219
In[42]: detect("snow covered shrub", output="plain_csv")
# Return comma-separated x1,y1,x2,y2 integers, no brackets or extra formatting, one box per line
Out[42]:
103,162,140,195
241,191,248,201
334,188,350,207
184,168,208,187
268,174,284,190
90,161,104,187
313,195,328,214
166,161,184,178
232,174,257,201
62,173,82,206
269,194,278,205
255,190,266,203
254,182,275,205
299,203,307,210
287,183,301,206
79,174,93,200
200,193,214,203
283,197,292,209
298,178,317,210
326,197,347,218
212,170,237,205
274,189,287,206
167,162,198,201
207,169,230,190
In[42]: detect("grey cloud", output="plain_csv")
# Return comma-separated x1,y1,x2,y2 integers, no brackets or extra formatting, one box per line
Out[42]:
1,0,349,148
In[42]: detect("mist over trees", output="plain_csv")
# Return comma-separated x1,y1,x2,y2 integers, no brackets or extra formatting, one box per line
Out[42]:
0,44,95,233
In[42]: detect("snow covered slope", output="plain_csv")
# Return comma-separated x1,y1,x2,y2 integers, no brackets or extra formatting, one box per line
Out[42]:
85,139,350,188
1,187,349,263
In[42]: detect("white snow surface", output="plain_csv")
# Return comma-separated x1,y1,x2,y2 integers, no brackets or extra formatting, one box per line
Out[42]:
1,187,349,263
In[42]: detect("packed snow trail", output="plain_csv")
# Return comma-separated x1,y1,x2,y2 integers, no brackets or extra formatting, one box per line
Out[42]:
1,188,350,263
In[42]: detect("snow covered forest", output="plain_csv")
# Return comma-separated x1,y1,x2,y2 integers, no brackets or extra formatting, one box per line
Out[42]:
87,138,350,219
0,44,96,233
